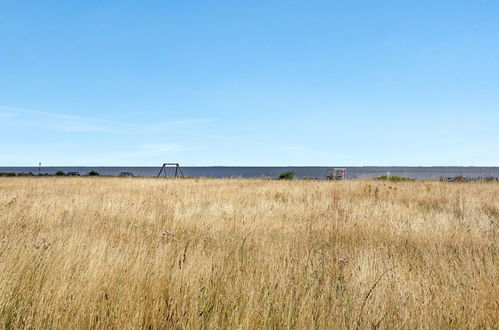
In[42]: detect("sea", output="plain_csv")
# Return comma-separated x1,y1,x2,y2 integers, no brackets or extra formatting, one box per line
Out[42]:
1,166,499,180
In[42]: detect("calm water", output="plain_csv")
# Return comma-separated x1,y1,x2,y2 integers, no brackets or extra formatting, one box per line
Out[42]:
1,166,499,179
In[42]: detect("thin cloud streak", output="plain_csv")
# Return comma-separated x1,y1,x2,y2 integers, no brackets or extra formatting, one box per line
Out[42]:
0,105,214,133
172,127,358,163
0,112,18,118
135,144,195,154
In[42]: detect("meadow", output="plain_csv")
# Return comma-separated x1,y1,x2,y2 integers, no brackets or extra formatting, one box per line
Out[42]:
0,177,497,329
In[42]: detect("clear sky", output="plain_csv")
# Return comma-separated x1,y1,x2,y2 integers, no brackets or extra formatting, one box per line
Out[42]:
1,1,498,166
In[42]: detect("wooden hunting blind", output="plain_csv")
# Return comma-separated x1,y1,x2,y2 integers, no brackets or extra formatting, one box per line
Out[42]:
323,168,347,180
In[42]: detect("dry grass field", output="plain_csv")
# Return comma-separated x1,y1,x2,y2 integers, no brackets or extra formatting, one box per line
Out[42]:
0,177,497,329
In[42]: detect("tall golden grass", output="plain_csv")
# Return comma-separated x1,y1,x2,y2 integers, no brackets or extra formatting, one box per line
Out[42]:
0,177,497,329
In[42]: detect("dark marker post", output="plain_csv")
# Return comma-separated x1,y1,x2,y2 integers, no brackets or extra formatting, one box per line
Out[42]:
39,162,41,176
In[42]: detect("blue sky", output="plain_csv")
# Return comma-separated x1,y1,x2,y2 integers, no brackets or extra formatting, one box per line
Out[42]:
1,1,498,166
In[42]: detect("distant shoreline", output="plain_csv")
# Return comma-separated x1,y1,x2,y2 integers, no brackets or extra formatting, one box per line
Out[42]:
1,166,499,181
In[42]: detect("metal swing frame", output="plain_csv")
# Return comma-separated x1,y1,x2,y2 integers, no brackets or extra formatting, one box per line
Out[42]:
157,163,185,178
